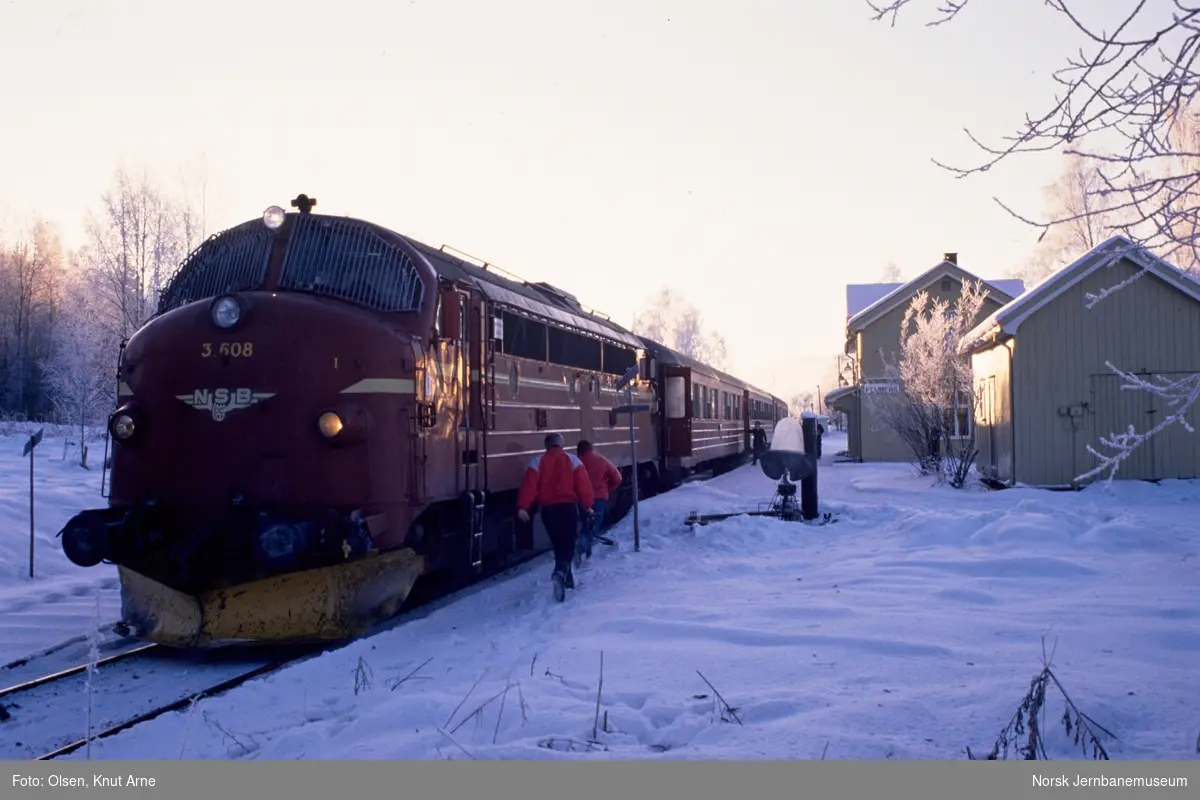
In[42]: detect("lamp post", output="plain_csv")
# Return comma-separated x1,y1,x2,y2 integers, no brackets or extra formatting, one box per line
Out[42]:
614,364,650,552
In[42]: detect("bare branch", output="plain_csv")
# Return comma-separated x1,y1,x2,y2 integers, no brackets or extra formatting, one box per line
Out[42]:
870,1,1200,486
866,0,973,27
868,0,1200,272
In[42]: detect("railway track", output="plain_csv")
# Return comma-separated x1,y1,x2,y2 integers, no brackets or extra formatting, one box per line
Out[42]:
0,492,674,760
0,641,313,760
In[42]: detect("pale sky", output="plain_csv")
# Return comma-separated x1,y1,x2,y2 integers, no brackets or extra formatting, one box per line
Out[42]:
1,0,1085,401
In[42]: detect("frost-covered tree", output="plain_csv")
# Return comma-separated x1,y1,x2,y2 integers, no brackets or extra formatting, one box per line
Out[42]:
41,267,115,468
881,260,902,282
1017,153,1122,285
0,220,65,420
869,280,988,487
867,0,1200,484
789,391,813,417
80,166,201,342
632,287,729,370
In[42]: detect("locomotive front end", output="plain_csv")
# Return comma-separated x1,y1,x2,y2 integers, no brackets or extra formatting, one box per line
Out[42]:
57,203,437,647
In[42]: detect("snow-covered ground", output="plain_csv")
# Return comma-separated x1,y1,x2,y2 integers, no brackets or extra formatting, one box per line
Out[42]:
1,427,1198,760
0,426,121,668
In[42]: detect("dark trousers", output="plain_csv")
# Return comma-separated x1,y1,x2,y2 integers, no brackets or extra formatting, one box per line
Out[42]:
541,502,579,575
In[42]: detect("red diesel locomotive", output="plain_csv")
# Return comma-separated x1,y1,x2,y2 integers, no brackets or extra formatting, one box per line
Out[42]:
57,196,787,647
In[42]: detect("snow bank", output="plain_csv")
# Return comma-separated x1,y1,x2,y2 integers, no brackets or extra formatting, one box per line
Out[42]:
39,433,1196,762
0,432,120,665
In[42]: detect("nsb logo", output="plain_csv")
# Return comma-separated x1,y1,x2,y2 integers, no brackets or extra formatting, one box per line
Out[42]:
176,388,275,422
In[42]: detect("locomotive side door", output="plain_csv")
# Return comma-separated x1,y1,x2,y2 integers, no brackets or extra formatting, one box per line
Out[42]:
463,292,487,493
579,372,597,446
662,365,692,457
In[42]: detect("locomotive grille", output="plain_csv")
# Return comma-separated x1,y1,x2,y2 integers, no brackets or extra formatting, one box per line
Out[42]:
278,214,424,312
157,221,274,315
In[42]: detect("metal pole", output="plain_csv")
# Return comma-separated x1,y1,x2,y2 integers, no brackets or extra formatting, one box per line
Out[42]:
29,439,34,578
800,415,819,521
628,384,640,552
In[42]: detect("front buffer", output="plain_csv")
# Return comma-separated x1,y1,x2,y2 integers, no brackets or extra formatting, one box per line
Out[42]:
59,506,428,648
113,548,427,648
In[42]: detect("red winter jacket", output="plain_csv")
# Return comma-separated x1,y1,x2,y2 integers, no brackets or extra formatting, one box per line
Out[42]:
580,450,623,502
517,446,595,512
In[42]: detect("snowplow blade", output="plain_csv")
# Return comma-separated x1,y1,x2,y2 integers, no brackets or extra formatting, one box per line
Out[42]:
117,548,428,648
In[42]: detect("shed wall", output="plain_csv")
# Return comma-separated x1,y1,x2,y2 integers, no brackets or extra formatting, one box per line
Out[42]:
1012,257,1200,485
970,342,1014,483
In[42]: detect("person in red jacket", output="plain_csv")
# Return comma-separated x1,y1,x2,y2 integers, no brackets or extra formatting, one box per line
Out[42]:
516,432,595,601
574,440,623,561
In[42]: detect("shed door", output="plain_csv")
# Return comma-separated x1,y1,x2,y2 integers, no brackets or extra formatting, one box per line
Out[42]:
1089,373,1157,481
662,365,692,457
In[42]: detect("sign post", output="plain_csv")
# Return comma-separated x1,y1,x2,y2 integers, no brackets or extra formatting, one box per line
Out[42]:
614,365,650,552
23,427,44,578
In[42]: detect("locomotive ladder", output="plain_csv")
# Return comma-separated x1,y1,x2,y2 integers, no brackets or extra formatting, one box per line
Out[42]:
466,302,494,573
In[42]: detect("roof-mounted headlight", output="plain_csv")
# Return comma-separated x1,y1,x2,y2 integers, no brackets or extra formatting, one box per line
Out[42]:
212,295,241,328
263,205,286,230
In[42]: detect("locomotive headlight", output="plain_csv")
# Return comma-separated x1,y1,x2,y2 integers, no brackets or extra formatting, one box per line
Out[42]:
263,205,286,230
111,413,135,440
211,296,241,328
318,412,343,438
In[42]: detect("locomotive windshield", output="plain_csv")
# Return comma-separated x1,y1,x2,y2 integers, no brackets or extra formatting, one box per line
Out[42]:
276,214,423,312
157,220,273,314
157,213,425,315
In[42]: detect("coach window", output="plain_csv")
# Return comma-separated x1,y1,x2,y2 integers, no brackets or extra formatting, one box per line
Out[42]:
593,375,602,403
692,384,700,419
566,375,576,404
665,375,686,419
509,362,520,398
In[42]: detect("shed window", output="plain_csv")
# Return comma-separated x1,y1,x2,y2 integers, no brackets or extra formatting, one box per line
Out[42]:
944,389,973,437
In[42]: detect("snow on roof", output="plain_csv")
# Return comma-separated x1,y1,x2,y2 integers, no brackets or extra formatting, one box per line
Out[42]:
988,278,1027,299
845,261,1024,332
846,283,902,318
960,235,1200,354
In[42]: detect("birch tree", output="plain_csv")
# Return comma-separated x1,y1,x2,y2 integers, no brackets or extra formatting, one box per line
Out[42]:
790,391,814,417
868,0,1200,483
80,166,200,342
632,287,730,370
0,220,65,420
1017,153,1121,285
41,266,114,467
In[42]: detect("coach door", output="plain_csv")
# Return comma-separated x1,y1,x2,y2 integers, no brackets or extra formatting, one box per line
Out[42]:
662,365,692,457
